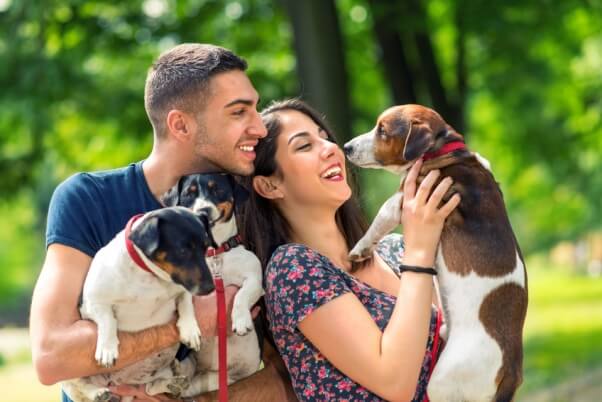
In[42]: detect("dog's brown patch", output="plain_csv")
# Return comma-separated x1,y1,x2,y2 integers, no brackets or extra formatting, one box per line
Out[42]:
154,251,202,286
153,251,176,275
217,200,234,222
479,283,527,402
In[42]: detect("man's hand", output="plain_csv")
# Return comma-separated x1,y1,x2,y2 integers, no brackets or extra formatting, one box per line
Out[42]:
192,286,260,337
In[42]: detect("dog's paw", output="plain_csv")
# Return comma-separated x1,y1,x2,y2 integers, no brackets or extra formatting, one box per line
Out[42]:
177,319,202,351
232,309,254,336
349,242,375,262
93,389,113,402
95,343,119,368
166,376,190,398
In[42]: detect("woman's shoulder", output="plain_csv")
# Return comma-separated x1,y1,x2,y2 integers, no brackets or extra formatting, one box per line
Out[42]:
268,243,327,267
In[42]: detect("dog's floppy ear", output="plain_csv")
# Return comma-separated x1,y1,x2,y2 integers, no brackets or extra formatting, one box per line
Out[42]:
228,175,250,205
161,179,183,207
197,210,218,248
129,216,161,257
403,121,436,161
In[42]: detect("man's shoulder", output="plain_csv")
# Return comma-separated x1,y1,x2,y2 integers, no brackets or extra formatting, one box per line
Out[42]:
53,162,140,199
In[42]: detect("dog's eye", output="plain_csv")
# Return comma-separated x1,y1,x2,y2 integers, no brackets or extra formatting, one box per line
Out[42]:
377,125,387,138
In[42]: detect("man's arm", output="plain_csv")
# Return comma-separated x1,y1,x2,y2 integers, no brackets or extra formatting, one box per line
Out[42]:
30,244,182,385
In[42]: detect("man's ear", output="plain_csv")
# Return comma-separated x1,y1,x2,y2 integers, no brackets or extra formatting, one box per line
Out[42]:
166,109,193,142
129,216,161,258
252,176,284,200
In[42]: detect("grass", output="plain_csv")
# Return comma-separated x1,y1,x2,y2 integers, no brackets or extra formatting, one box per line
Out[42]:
517,256,602,397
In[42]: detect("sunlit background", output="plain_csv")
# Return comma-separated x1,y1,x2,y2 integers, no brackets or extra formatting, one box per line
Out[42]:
1,0,601,401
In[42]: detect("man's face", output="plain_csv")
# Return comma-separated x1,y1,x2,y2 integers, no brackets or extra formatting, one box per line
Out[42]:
192,70,266,176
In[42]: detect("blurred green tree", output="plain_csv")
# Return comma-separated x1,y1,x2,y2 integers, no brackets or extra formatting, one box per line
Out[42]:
0,0,601,311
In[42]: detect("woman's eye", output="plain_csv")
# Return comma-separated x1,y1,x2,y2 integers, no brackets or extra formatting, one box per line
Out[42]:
296,143,311,151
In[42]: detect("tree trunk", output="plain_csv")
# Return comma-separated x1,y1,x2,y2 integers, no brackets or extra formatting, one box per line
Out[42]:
280,0,352,141
367,0,417,105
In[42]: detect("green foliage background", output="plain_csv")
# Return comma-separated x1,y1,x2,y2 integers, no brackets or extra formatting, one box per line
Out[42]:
0,1,601,392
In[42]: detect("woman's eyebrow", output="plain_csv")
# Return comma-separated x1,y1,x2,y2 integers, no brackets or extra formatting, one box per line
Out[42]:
287,132,310,145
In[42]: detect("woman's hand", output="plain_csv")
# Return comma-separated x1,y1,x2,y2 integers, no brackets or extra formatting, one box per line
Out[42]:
400,159,460,267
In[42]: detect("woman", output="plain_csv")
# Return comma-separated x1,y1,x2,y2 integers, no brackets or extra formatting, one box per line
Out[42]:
239,99,460,402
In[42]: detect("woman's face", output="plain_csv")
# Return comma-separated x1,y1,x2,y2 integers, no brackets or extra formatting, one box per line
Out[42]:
270,110,352,209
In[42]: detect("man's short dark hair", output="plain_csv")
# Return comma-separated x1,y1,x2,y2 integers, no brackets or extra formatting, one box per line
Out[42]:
144,43,248,138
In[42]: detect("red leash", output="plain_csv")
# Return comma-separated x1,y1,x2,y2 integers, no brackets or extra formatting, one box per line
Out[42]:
215,275,228,402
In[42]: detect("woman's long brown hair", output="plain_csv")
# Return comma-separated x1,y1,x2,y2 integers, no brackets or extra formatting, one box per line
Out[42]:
237,98,370,274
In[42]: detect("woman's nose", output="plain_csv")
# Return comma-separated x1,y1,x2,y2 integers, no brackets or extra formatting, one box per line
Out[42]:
320,138,338,159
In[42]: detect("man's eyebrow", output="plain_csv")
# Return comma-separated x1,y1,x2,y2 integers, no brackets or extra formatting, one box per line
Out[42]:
224,99,253,108
288,132,310,145
224,96,261,108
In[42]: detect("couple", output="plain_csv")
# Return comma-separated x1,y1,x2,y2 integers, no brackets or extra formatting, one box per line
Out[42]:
30,43,459,402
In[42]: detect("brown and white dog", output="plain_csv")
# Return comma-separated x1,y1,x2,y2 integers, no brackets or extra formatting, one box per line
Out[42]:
344,105,528,402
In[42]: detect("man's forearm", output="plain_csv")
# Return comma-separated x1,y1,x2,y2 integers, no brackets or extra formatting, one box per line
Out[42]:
36,318,180,384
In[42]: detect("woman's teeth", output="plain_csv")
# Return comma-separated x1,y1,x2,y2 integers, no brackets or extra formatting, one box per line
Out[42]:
321,166,342,179
239,145,254,152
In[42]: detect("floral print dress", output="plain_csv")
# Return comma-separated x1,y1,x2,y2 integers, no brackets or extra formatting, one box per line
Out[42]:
265,234,441,402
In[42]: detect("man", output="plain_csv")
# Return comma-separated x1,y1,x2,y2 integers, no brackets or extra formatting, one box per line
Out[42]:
30,43,296,401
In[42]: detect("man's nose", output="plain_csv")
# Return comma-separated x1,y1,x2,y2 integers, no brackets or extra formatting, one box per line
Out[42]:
249,111,267,138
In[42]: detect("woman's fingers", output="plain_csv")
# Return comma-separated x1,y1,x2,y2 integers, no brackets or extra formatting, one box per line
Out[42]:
403,159,423,198
438,193,461,218
414,169,441,206
425,176,453,210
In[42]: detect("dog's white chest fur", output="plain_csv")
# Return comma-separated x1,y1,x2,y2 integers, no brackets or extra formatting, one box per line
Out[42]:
80,232,184,331
181,218,265,398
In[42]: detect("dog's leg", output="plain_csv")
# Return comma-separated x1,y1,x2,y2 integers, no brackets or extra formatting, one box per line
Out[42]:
181,371,220,397
176,292,202,351
145,355,196,397
86,303,120,367
231,272,264,336
349,192,403,262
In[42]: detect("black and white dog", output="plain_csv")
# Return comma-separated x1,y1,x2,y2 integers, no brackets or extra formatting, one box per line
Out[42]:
63,206,216,402
162,173,264,396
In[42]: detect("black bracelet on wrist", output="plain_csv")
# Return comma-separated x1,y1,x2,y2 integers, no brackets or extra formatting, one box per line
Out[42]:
398,264,437,275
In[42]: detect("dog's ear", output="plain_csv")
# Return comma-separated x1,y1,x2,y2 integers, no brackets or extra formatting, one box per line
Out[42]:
403,121,436,161
197,211,218,248
228,175,250,205
129,216,161,257
161,179,183,207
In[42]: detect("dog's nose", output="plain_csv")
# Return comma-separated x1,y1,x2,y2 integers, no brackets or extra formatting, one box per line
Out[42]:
196,280,216,296
343,143,353,156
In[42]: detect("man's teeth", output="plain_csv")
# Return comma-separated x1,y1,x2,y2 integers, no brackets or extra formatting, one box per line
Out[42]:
321,166,342,178
239,145,254,152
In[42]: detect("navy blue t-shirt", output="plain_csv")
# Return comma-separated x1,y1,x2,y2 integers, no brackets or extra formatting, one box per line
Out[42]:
46,161,161,402
46,161,162,257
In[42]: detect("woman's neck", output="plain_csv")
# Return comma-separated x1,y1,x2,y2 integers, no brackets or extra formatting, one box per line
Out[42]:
285,210,351,271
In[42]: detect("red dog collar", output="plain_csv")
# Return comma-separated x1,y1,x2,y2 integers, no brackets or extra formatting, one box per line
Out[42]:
423,141,466,161
124,213,154,275
206,234,243,257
